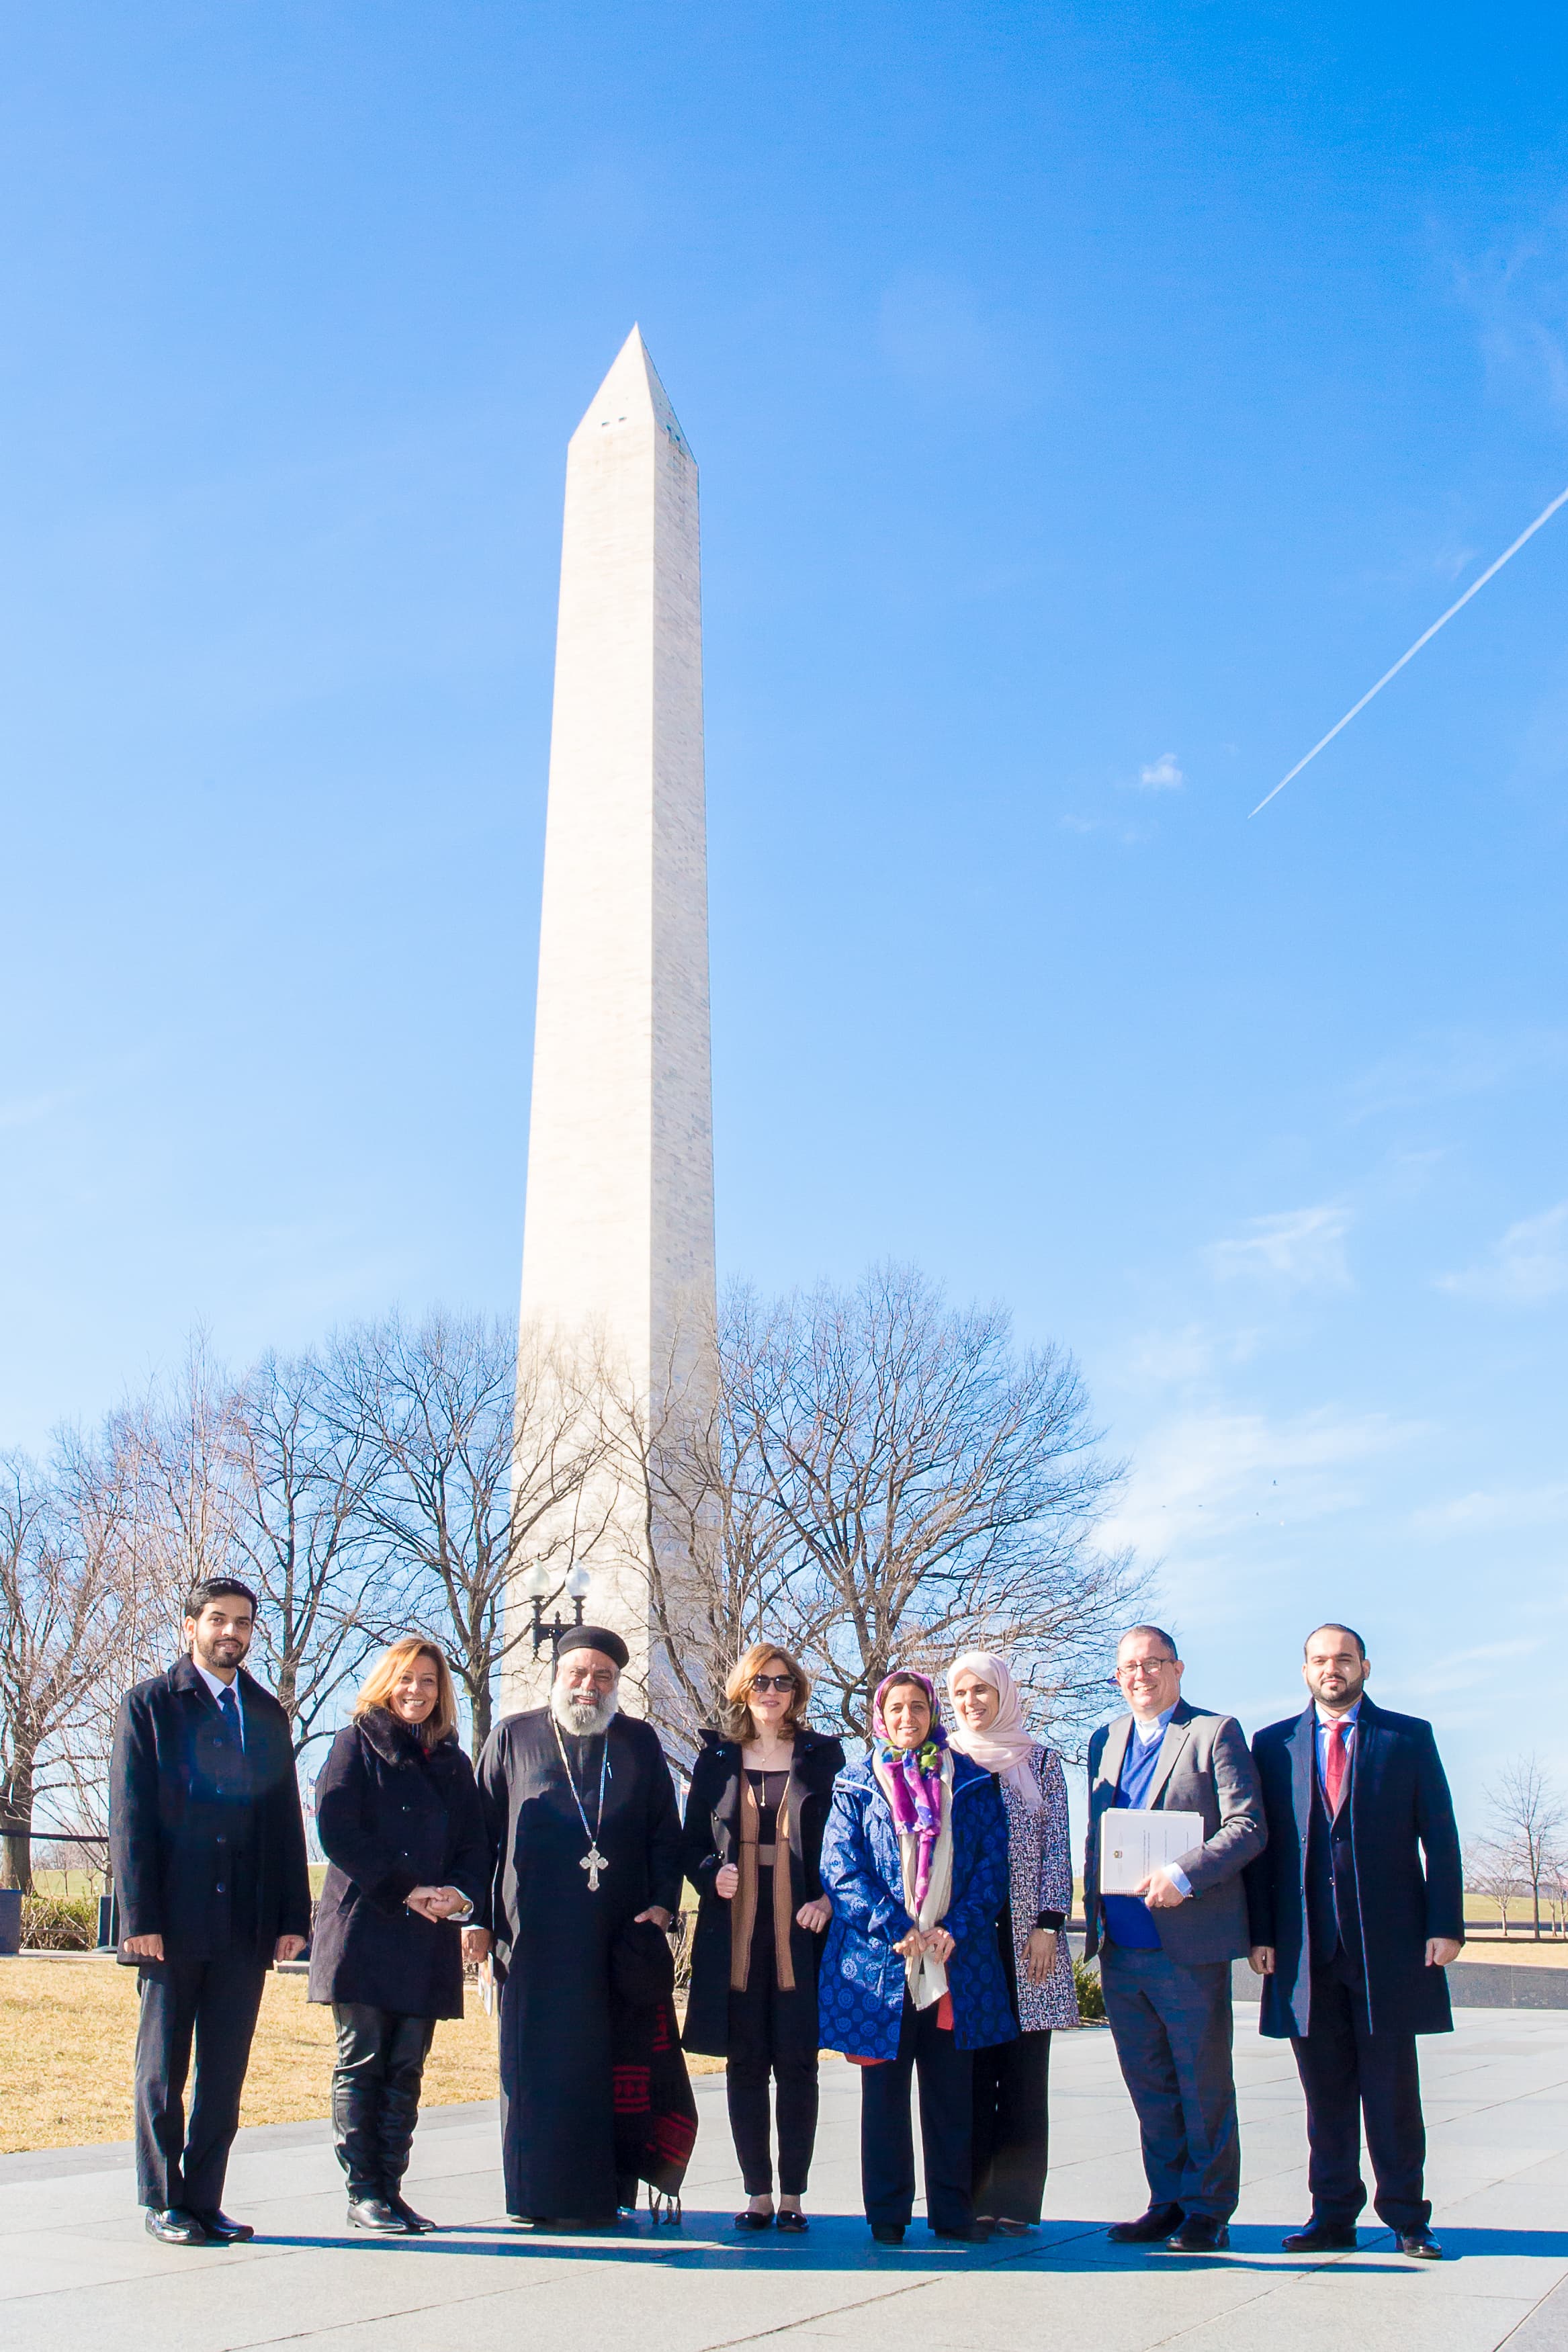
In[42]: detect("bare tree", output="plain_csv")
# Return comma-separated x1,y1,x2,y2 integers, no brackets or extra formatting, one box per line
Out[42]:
228,1350,383,1756
637,1268,1141,1751
0,1439,133,1889
1484,1755,1567,1941
1466,1837,1527,1940
329,1312,607,1749
110,1332,246,1647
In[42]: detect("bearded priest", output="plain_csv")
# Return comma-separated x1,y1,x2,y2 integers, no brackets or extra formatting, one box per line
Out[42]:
472,1627,692,2228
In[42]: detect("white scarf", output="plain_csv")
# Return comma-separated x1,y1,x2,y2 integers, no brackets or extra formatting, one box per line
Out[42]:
946,1649,1045,1814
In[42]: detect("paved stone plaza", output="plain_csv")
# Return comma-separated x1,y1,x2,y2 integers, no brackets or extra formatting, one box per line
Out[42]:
3,2009,1565,2352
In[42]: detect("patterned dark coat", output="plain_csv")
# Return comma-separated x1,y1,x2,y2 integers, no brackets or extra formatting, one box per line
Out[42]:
817,1751,1015,2062
995,1747,1080,2034
308,1708,489,2019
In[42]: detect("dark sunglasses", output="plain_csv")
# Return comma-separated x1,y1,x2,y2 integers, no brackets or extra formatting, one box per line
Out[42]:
749,1673,796,1692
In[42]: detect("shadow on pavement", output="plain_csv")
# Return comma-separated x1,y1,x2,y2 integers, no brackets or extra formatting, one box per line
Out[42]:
246,2214,1568,2274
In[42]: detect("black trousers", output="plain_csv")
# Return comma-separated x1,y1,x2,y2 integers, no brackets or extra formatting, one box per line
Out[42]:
859,1993,974,2232
331,2004,437,2198
134,1954,267,2212
1292,1954,1428,2232
972,2029,1051,2223
727,1876,820,2195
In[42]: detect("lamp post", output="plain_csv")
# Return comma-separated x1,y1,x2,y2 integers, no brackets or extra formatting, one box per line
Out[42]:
521,1561,593,1657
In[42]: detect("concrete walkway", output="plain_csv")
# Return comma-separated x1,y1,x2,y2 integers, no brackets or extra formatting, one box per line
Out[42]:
3,2009,1565,2352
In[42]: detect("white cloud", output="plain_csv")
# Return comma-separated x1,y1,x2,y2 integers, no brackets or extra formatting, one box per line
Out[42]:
1350,1025,1568,1120
0,1087,77,1131
1438,1201,1568,1305
1121,1323,1262,1387
1136,752,1184,790
1102,1403,1411,1559
1204,1205,1351,1293
1411,1482,1568,1536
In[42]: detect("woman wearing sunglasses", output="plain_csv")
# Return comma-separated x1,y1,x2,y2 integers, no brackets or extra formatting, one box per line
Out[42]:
683,1644,845,2231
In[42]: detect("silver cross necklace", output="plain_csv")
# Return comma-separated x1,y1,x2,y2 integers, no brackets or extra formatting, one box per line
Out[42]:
552,1716,611,1891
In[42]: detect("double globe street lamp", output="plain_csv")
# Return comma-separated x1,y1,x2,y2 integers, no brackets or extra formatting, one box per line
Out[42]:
519,1559,593,1656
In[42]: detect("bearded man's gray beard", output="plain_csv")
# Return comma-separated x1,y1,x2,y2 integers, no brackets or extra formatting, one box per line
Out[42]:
551,1684,619,1739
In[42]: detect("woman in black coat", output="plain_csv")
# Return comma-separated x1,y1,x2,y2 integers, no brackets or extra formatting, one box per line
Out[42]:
308,1639,488,2235
683,1643,844,2231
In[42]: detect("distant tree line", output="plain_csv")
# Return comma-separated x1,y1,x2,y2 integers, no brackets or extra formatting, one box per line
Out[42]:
0,1264,1138,1890
1467,1755,1568,1941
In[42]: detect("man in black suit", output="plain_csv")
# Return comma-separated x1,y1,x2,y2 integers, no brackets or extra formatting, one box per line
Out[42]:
1246,1624,1463,2261
111,1577,311,2247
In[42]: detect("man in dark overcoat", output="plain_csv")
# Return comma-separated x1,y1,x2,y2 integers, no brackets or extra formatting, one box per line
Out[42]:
110,1577,311,2246
1246,1622,1463,2260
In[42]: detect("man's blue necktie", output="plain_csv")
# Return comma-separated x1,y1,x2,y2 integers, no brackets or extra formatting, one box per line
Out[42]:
217,1684,242,1750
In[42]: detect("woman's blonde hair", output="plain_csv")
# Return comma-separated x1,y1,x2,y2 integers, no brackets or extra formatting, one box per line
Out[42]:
355,1637,460,1745
720,1641,813,1743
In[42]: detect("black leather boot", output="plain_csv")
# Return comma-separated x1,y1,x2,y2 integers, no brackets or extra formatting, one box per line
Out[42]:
378,2017,436,2232
333,2072,398,2226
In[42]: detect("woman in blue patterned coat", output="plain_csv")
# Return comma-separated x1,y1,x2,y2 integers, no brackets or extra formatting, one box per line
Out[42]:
818,1668,1014,2244
948,1651,1078,2234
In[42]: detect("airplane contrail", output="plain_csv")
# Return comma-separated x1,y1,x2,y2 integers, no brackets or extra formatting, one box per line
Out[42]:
1251,481,1568,817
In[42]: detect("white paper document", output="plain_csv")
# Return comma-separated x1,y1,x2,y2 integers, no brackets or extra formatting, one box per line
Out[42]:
1099,1809,1205,1894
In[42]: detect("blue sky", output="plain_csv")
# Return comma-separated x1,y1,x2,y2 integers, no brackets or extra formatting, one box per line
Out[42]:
3,3,1565,1828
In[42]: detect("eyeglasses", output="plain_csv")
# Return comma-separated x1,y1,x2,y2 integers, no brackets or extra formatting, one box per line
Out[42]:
1113,1659,1175,1682
750,1674,796,1693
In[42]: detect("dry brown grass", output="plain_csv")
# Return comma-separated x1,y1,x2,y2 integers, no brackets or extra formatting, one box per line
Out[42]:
0,1954,722,2156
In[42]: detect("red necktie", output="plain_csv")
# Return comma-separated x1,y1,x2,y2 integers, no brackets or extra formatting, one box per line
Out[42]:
1324,1719,1350,1815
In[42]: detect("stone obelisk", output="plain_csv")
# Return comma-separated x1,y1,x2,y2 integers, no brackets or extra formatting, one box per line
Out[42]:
503,326,715,1709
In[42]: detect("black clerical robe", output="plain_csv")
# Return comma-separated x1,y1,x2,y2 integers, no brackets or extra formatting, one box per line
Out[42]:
477,1706,685,2221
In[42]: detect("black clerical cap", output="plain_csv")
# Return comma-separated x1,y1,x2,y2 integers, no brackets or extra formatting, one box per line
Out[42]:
554,1624,629,1670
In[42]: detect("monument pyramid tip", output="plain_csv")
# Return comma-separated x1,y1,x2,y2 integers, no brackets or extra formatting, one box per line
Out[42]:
574,326,693,459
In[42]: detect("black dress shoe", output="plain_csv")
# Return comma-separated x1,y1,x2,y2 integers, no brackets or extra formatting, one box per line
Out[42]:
190,2209,254,2244
388,2195,436,2234
145,2208,216,2247
776,2210,808,2233
1282,2220,1358,2253
871,2223,906,2244
734,2208,775,2229
1161,2214,1229,2253
929,2222,984,2242
1107,2202,1184,2245
1399,2227,1442,2259
347,2195,412,2232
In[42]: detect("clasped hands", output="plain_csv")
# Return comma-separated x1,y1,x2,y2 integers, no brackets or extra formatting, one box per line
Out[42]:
894,1924,955,1965
405,1883,470,1923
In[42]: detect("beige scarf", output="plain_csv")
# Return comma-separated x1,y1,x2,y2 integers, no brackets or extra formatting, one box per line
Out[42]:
873,1746,955,2009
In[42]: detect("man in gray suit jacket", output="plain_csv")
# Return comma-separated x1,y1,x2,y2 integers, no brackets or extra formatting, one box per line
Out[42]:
1084,1625,1266,2253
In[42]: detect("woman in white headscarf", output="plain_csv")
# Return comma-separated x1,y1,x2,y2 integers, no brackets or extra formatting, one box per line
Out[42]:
947,1650,1078,2233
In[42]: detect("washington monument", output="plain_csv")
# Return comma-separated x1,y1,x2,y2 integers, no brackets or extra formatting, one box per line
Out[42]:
503,327,717,1704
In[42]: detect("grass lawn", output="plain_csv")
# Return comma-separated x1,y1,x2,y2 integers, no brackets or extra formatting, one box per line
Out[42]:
0,1954,724,2156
